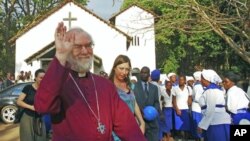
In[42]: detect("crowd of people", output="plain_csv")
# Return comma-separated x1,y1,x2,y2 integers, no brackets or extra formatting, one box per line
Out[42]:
0,72,15,90
0,70,33,90
1,21,250,141
126,68,250,141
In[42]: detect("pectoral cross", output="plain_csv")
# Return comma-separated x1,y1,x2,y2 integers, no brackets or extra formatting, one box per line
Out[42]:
63,12,77,28
97,122,105,134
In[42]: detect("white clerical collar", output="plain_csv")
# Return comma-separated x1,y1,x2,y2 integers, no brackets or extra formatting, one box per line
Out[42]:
78,73,86,77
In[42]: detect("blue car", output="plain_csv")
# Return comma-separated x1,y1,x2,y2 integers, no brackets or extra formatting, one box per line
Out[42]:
0,82,32,123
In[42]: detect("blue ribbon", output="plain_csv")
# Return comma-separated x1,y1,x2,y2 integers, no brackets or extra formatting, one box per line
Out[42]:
204,83,222,91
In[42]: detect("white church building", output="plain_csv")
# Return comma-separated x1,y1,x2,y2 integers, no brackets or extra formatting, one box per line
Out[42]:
10,0,156,77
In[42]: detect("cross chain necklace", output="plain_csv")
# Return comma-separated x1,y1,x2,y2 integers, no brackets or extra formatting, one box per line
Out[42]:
69,73,105,134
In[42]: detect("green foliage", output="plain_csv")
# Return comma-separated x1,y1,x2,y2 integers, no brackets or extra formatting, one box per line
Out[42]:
122,0,250,76
163,56,179,73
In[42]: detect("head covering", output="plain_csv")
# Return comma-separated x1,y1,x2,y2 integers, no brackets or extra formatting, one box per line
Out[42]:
131,68,140,74
151,69,161,81
186,76,194,82
164,77,170,82
160,74,169,84
223,71,240,83
167,72,176,79
201,69,222,84
193,71,202,81
130,76,137,82
239,119,250,125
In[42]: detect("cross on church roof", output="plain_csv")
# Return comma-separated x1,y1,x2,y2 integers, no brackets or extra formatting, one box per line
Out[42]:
63,12,77,28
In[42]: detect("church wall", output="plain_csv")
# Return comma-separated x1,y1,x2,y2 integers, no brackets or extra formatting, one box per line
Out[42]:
15,2,128,77
69,4,128,74
15,4,72,77
114,6,156,71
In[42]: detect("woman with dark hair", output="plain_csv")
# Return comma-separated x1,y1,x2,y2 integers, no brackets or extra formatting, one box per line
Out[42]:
223,71,250,124
161,80,174,141
17,69,46,141
109,55,145,140
191,71,204,140
172,75,192,140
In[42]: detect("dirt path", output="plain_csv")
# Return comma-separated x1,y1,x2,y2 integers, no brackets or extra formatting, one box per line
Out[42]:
0,123,19,141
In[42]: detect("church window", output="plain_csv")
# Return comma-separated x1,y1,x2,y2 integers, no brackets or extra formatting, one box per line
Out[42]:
132,36,140,46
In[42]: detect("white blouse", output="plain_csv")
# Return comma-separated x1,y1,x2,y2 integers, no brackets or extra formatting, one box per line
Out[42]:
172,85,192,110
226,85,249,114
191,83,204,113
162,88,173,108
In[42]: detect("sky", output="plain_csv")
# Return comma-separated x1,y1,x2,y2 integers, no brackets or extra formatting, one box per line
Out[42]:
86,0,123,20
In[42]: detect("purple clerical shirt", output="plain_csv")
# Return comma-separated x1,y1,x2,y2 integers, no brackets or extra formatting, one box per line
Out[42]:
34,58,146,141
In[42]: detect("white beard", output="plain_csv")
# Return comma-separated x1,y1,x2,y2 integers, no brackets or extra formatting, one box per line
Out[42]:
67,55,93,73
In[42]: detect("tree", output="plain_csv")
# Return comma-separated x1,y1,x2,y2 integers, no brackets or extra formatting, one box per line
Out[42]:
122,0,250,75
189,0,250,64
154,0,250,64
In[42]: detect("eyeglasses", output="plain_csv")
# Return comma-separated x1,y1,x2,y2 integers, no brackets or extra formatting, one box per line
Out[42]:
73,43,94,52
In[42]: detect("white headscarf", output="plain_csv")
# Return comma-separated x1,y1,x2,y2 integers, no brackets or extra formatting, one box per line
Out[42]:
160,74,169,84
167,72,176,79
164,77,170,82
130,76,137,82
186,76,194,82
193,71,202,81
201,69,222,84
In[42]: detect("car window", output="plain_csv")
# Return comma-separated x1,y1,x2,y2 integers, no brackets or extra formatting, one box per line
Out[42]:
11,85,24,95
0,83,31,97
0,85,15,96
11,84,26,95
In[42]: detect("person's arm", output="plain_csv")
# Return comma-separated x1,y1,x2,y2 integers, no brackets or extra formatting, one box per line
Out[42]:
134,100,145,134
153,86,161,112
172,88,181,115
172,96,181,115
187,86,193,106
195,84,204,101
198,89,216,130
188,96,192,107
34,22,73,114
226,88,238,114
54,22,74,66
34,58,69,114
17,93,35,111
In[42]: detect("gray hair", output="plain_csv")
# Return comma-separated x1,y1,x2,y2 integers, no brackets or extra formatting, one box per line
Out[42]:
68,27,94,46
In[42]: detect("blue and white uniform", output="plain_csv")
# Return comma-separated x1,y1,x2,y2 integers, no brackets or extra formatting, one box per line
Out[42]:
198,69,231,141
226,85,250,124
191,81,204,139
161,88,173,134
199,84,231,141
172,85,192,131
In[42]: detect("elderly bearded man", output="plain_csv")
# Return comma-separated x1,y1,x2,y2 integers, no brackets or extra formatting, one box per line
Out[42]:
34,22,146,141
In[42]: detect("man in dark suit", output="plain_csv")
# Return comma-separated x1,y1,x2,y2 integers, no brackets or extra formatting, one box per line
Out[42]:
134,66,160,141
